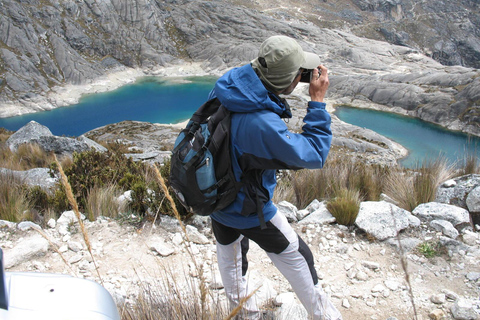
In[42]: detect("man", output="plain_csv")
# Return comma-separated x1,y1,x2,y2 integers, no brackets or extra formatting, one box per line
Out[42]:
208,35,342,320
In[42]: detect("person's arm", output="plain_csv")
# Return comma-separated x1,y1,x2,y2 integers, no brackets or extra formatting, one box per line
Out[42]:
235,103,332,170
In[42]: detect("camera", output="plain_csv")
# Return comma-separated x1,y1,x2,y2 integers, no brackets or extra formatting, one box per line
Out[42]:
299,67,321,83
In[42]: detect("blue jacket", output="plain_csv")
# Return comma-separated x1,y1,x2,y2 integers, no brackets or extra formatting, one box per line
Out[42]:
209,64,332,229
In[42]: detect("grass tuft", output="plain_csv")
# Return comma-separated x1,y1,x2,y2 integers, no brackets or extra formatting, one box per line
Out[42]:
327,188,361,226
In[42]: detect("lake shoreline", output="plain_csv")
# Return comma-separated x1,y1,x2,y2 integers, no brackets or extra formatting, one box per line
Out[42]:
0,62,219,120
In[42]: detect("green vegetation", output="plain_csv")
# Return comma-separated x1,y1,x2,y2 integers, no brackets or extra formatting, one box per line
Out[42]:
417,241,445,259
0,135,477,228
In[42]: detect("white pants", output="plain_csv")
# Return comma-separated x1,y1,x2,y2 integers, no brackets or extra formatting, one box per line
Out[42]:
212,212,343,320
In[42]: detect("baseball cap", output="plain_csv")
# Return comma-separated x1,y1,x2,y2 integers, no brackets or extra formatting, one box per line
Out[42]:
252,35,320,93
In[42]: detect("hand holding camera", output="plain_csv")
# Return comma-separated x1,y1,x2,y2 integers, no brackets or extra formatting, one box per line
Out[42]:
308,65,329,103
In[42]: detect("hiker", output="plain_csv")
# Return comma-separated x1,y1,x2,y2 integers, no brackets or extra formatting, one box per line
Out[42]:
208,35,342,320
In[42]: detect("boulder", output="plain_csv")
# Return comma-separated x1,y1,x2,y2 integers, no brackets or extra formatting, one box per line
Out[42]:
6,121,105,155
3,234,49,269
413,203,471,228
436,174,480,210
298,201,336,225
0,167,58,190
276,201,298,223
355,201,419,241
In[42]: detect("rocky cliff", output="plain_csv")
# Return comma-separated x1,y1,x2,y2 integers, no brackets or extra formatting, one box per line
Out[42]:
0,0,479,135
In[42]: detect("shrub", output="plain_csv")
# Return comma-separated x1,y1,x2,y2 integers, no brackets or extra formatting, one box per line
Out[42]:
49,148,187,220
327,188,361,226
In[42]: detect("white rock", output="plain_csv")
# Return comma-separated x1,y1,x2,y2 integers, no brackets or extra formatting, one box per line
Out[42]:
17,221,41,231
466,186,480,212
47,218,56,228
356,270,368,281
151,242,175,257
450,298,478,320
384,279,400,291
342,298,351,309
430,294,446,304
371,284,386,293
3,234,49,269
430,220,459,239
442,179,457,188
68,241,83,253
362,261,380,270
413,203,470,227
186,225,209,244
0,220,16,229
172,232,183,245
276,201,298,222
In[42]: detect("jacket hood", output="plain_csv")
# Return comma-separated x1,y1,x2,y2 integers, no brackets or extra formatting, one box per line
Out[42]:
212,64,288,116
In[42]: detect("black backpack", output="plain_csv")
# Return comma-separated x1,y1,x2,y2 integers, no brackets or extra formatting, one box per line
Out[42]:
169,98,242,216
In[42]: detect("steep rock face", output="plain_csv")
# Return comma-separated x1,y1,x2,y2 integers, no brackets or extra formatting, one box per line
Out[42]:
0,0,478,136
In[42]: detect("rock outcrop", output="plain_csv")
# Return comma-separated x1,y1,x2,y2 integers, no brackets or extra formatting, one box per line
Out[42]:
0,0,479,136
6,120,106,155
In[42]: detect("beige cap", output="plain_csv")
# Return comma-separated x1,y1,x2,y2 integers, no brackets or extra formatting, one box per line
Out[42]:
252,35,320,93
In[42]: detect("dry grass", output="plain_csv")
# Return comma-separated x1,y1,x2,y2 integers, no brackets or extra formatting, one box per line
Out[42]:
121,267,229,320
55,155,104,285
326,188,361,226
0,172,30,222
385,157,455,211
86,183,126,220
0,143,54,171
274,153,387,209
460,149,480,175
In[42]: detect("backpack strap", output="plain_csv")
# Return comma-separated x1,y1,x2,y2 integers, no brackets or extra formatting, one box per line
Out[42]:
191,98,222,123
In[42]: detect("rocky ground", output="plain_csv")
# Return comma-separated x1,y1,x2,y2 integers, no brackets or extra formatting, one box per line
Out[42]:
2,199,479,320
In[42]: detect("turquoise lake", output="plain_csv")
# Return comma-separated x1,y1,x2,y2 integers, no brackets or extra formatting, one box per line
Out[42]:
0,76,217,137
0,76,478,168
335,106,480,168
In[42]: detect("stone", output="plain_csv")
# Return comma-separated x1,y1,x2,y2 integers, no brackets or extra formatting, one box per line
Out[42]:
0,220,16,229
362,261,380,270
465,272,480,282
413,202,471,227
355,201,418,240
430,294,446,304
430,220,459,239
185,225,209,244
0,167,58,191
429,309,447,320
436,174,480,210
384,279,400,291
68,241,83,253
6,121,53,152
151,242,175,257
276,201,298,222
450,298,478,320
298,201,336,225
47,218,56,228
466,186,480,212
17,221,41,231
6,120,102,155
3,234,49,269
